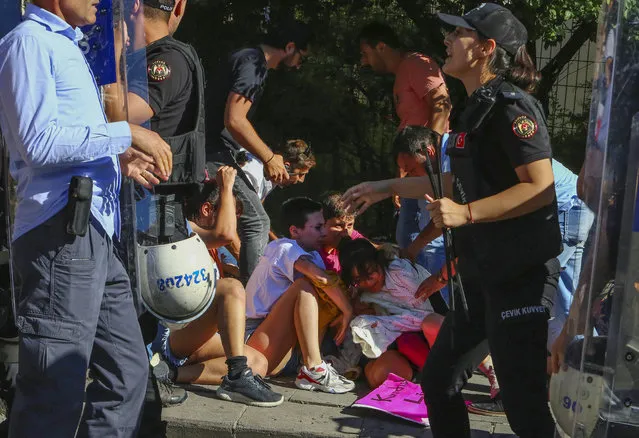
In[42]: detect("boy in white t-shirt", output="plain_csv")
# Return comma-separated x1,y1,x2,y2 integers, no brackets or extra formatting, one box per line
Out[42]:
245,197,355,393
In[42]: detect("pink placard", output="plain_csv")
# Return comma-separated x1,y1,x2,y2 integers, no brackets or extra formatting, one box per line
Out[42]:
352,373,429,426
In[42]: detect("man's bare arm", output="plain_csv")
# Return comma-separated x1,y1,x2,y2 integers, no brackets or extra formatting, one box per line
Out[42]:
428,84,451,135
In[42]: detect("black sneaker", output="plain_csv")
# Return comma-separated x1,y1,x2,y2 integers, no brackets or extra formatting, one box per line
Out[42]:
156,377,188,407
216,368,284,407
467,395,506,417
152,359,188,407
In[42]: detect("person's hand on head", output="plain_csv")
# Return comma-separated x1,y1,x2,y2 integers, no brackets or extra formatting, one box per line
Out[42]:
129,124,173,180
215,166,237,191
341,181,393,215
264,153,289,185
119,148,162,189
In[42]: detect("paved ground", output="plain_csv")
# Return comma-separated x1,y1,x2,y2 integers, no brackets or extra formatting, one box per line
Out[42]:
159,372,516,438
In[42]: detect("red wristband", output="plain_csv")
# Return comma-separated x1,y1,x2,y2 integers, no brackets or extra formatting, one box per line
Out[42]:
467,203,475,224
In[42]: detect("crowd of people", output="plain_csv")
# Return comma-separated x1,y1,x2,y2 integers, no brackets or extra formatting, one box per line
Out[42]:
0,0,598,437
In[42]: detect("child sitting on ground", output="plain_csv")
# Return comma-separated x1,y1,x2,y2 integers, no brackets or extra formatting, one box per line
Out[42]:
151,166,284,407
244,197,355,394
339,239,445,389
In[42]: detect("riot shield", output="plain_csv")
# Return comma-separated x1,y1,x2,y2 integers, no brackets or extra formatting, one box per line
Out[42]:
0,0,25,418
88,0,143,312
550,0,639,437
99,1,216,327
0,0,23,312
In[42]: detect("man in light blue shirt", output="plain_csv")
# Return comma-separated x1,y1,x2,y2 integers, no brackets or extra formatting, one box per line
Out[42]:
0,1,172,436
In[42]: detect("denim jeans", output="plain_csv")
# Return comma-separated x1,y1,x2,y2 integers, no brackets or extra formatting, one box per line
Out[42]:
548,198,595,348
208,160,270,284
418,236,448,304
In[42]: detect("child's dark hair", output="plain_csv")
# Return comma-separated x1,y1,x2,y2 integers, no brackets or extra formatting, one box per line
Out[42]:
339,239,393,287
183,182,243,220
281,197,322,235
320,191,351,221
358,22,401,49
275,139,316,171
264,20,314,51
482,39,541,93
393,126,441,162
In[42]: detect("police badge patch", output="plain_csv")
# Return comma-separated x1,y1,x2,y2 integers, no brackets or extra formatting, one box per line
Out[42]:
512,115,538,139
148,60,171,81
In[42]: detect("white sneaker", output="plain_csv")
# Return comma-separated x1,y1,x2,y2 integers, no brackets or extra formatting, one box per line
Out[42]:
295,361,355,394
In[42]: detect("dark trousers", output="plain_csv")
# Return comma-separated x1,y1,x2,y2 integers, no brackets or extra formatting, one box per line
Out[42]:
207,159,270,283
9,211,148,438
421,259,560,438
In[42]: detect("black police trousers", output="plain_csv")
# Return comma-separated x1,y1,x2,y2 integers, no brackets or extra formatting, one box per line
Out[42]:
421,258,560,438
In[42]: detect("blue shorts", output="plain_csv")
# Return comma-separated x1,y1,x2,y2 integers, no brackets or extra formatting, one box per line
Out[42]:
151,324,189,368
245,318,301,376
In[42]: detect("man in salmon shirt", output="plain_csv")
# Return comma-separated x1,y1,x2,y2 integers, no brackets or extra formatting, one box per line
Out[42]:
358,22,451,306
359,22,450,135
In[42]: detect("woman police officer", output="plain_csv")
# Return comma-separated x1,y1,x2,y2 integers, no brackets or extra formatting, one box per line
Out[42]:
342,4,562,437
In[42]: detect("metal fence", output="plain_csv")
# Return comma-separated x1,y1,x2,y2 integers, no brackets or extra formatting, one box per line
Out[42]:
536,26,598,137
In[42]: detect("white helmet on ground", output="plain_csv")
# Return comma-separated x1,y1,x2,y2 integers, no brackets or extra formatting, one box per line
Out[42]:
138,234,218,330
550,336,606,437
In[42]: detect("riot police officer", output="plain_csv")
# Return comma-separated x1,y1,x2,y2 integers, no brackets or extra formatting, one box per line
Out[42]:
109,0,282,409
343,4,562,437
106,0,204,408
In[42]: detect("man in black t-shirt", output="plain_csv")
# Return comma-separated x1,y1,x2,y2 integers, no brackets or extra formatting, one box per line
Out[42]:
207,21,313,284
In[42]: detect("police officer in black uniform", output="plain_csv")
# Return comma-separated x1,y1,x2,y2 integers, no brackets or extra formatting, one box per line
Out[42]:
109,0,205,407
112,0,283,412
342,4,561,437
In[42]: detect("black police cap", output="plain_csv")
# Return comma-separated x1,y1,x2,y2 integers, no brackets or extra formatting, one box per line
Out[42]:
437,3,528,56
144,0,175,13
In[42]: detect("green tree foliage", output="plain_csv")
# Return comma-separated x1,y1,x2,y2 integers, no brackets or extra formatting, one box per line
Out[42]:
179,0,602,238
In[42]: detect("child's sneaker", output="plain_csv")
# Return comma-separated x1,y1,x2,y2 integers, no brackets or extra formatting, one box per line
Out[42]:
295,361,355,394
216,368,284,407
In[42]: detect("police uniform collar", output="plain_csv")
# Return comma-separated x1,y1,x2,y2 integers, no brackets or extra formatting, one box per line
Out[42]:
471,76,504,101
24,4,84,42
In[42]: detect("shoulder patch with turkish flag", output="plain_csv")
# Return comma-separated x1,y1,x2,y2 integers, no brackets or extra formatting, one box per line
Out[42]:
148,60,171,81
455,132,467,149
512,115,538,139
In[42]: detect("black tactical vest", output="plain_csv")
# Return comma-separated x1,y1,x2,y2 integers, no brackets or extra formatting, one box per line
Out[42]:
446,79,562,283
158,38,206,186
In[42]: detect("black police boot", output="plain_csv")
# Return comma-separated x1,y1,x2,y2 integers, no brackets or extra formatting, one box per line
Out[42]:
152,359,188,407
467,393,506,416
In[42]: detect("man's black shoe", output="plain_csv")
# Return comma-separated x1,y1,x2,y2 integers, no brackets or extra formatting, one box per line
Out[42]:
152,358,187,407
467,395,506,416
156,378,188,407
216,368,284,407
